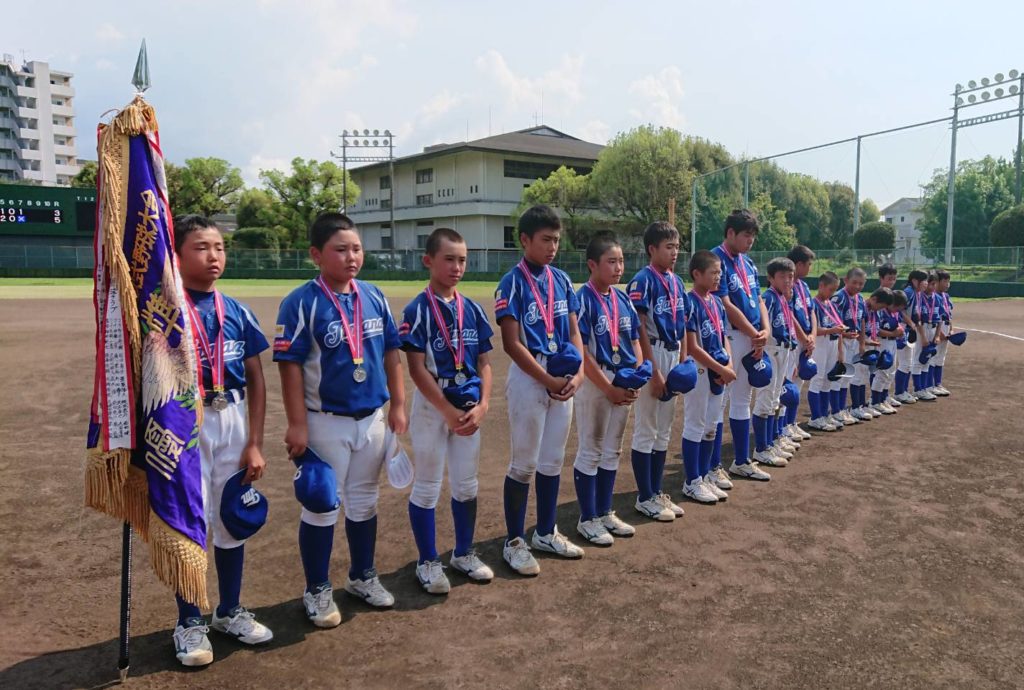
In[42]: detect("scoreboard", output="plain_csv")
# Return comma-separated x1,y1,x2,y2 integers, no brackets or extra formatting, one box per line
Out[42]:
0,183,97,237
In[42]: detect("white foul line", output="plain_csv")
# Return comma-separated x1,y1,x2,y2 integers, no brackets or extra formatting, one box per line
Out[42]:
962,327,1024,343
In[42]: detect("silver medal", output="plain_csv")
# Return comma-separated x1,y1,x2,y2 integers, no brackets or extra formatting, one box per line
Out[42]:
547,340,558,353
749,298,757,309
212,392,229,411
454,371,467,386
353,366,367,383
611,352,621,365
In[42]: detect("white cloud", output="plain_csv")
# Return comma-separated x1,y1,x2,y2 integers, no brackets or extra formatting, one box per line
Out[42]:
627,66,686,129
242,154,292,187
419,89,463,123
577,119,611,145
94,58,115,71
475,49,585,118
95,23,124,43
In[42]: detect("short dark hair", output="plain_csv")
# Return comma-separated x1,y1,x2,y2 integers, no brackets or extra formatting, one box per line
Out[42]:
173,214,219,253
309,212,357,250
870,287,894,305
891,290,908,308
878,263,898,279
767,257,796,277
518,204,561,239
688,249,720,280
585,231,620,264
819,271,840,287
846,266,867,281
643,221,679,257
935,269,951,281
425,227,464,256
724,209,759,237
906,269,928,289
926,271,939,283
787,245,816,264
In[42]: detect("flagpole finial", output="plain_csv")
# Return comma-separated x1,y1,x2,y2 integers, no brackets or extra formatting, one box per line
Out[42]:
131,39,150,94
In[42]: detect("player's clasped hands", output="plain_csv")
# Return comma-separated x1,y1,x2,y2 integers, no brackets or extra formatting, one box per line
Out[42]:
606,386,638,406
647,370,667,399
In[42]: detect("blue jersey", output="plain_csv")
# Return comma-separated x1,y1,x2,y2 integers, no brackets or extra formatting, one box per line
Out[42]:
494,261,580,356
764,288,797,348
938,292,953,322
273,279,401,416
627,266,688,347
577,285,640,370
831,289,866,332
909,291,941,324
686,290,729,358
790,278,813,333
187,289,269,393
812,296,842,333
398,291,494,380
878,308,902,335
712,245,762,329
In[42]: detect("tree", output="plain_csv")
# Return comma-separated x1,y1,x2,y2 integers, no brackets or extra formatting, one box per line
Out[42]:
918,155,1016,248
72,161,97,188
516,166,596,248
748,192,798,252
260,158,359,248
853,220,895,249
167,157,244,217
231,226,281,250
860,198,881,225
236,188,284,229
776,173,831,247
989,204,1024,246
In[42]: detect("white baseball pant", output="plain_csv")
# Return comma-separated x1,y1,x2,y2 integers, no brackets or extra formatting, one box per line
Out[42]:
682,364,720,442
726,330,754,421
408,389,480,509
841,338,870,387
897,336,916,374
753,344,790,417
934,321,951,366
810,336,839,395
199,394,251,550
505,360,573,484
630,342,679,453
870,339,899,393
573,368,631,475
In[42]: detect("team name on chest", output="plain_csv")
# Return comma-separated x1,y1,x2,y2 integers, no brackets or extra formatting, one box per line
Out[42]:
594,314,632,336
524,299,569,325
323,317,385,348
653,295,685,316
432,327,480,352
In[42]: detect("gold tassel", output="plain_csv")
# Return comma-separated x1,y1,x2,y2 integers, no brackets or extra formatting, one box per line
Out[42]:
149,512,209,609
84,447,129,513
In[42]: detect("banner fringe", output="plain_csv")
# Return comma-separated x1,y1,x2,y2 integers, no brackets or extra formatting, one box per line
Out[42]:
149,512,208,609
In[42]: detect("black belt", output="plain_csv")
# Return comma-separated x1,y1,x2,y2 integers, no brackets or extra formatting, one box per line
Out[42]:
650,338,680,351
204,389,245,406
309,407,376,421
829,334,839,341
882,336,897,341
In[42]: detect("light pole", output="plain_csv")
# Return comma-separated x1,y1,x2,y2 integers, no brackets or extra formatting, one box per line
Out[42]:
945,69,1023,263
332,129,395,266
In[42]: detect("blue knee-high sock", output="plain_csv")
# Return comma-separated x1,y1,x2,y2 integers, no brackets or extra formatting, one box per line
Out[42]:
774,413,784,441
345,516,377,581
408,503,437,564
650,449,667,494
596,468,616,516
807,391,820,419
682,438,701,482
535,472,560,537
298,521,334,591
711,423,724,469
851,385,863,408
839,387,849,410
176,594,202,626
730,417,751,465
830,389,842,415
895,371,906,395
753,415,769,452
503,476,529,542
573,470,597,521
934,365,943,386
698,438,714,477
913,372,923,391
786,401,798,427
928,366,936,387
214,545,245,617
631,450,653,501
450,498,477,558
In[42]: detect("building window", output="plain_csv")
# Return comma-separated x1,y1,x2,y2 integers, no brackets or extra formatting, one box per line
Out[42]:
417,234,429,249
416,168,433,184
380,198,391,210
504,226,517,249
900,216,905,222
417,220,434,227
380,223,392,250
503,159,593,180
416,194,433,206
380,175,391,190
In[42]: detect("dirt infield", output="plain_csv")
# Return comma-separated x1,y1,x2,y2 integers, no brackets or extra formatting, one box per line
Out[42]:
1,295,1022,690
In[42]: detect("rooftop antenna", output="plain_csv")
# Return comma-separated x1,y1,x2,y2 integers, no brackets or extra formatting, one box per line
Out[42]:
541,91,544,124
488,105,492,136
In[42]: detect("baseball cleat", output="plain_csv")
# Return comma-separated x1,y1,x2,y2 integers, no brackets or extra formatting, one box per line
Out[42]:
656,491,686,516
866,404,883,418
915,389,937,401
211,606,273,645
344,569,395,608
887,395,902,407
807,417,834,432
771,444,794,460
777,437,799,452
703,475,728,500
851,407,873,421
933,385,950,396
828,414,846,428
576,517,614,546
174,618,214,667
600,510,636,537
303,583,342,628
711,467,734,490
635,496,675,522
895,392,917,404
753,449,788,467
450,549,494,582
415,559,451,595
532,526,585,559
503,537,541,576
682,477,719,504
839,409,859,425
729,461,771,481
793,424,813,440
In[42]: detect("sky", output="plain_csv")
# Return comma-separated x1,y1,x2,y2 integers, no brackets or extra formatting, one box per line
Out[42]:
3,0,1022,210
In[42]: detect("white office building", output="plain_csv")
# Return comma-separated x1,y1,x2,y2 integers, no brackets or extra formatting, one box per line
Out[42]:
882,197,927,263
346,126,603,253
0,55,81,185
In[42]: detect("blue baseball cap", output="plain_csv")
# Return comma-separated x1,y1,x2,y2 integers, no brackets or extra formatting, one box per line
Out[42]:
659,358,698,400
948,331,967,346
876,350,895,370
780,380,799,409
613,360,653,390
708,350,732,395
547,342,583,378
293,448,340,514
219,469,269,541
896,337,907,350
797,351,818,381
918,343,938,365
741,350,773,389
443,376,481,410
856,350,880,367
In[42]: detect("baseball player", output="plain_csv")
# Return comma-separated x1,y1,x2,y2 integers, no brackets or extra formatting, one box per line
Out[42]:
400,227,495,593
887,289,910,407
878,263,898,290
712,209,772,481
274,212,408,627
683,250,741,499
784,245,816,443
868,288,900,414
930,269,953,396
907,272,941,401
170,215,273,666
573,233,643,545
831,267,872,423
627,221,689,522
894,269,928,404
494,204,586,576
807,271,845,431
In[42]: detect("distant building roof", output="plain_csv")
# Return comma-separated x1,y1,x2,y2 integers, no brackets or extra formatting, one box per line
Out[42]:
351,126,604,173
881,197,922,214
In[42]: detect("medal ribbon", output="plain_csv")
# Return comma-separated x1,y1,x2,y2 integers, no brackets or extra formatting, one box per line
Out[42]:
842,289,860,328
719,244,752,296
586,281,619,356
772,287,794,340
815,297,842,329
425,286,465,372
517,259,556,341
925,292,936,322
796,280,811,318
184,290,225,397
646,264,679,323
316,276,364,366
914,290,925,323
868,309,879,340
698,290,723,343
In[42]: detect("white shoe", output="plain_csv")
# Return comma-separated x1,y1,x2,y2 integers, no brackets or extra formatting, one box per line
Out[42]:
682,477,719,503
450,549,494,582
895,392,917,404
415,559,451,595
600,510,636,536
503,537,540,576
703,475,728,500
577,517,614,546
840,410,859,424
777,437,799,452
344,569,395,608
211,606,273,645
174,618,213,667
655,492,685,517
933,385,950,396
795,424,812,440
808,417,835,432
729,461,771,481
532,526,585,559
851,407,873,421
887,395,902,408
828,414,846,428
915,389,937,401
753,449,788,467
635,495,675,522
711,467,734,490
771,444,794,460
302,583,341,628
866,404,883,417
878,402,897,415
